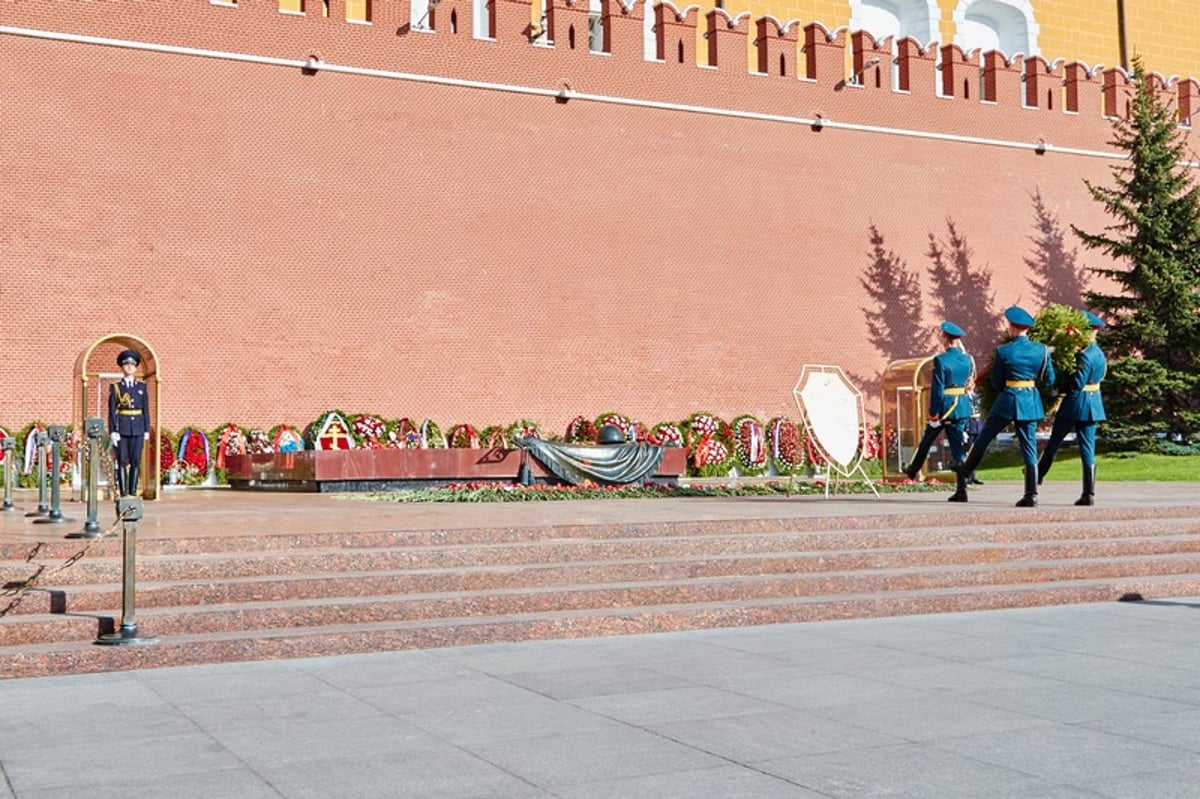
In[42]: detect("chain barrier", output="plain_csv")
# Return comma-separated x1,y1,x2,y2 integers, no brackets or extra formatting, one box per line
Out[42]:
1,450,132,618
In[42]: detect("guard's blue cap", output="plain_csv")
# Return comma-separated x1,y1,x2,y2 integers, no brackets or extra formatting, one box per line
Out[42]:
1004,305,1035,328
1083,310,1106,329
940,321,965,338
117,349,141,366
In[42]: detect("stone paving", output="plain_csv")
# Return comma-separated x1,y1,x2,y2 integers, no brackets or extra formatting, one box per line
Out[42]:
2,482,1199,796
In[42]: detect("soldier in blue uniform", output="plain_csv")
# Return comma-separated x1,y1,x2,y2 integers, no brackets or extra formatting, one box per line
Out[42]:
951,306,1055,506
108,349,150,497
1037,311,1107,505
903,321,976,486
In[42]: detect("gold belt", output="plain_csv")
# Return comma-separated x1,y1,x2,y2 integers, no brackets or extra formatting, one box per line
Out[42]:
1082,383,1101,392
944,387,966,396
118,410,143,415
1006,380,1035,388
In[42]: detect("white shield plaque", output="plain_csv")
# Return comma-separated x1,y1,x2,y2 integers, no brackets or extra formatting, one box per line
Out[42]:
793,365,864,471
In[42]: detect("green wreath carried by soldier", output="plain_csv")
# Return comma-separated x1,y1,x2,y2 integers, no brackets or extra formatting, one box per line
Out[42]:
977,304,1091,417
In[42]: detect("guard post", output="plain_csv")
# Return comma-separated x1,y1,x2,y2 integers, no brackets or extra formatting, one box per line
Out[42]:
34,426,72,525
1,436,17,512
67,418,104,538
96,496,157,646
24,431,50,518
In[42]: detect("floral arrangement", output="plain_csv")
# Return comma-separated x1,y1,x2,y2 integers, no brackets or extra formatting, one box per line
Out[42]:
594,412,631,437
564,415,598,444
213,423,247,470
978,304,1090,416
480,426,510,449
0,425,10,465
648,422,684,447
168,460,207,486
731,415,768,476
309,410,355,450
269,424,305,452
804,429,828,469
386,418,421,449
351,414,387,449
247,428,273,454
684,413,733,477
767,417,805,475
447,423,481,449
859,427,882,461
507,419,542,442
20,422,45,476
159,430,177,471
422,420,447,448
175,428,211,478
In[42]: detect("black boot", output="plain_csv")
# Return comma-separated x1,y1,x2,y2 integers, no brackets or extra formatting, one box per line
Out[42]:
127,465,140,498
1075,465,1095,506
1036,456,1051,486
903,463,920,481
947,463,968,502
1016,466,1038,507
114,466,126,498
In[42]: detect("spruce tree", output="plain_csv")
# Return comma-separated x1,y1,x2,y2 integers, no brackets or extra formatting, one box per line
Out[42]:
1073,57,1200,444
860,224,929,362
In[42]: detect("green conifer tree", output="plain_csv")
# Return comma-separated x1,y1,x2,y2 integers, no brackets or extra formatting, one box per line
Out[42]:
1073,57,1200,445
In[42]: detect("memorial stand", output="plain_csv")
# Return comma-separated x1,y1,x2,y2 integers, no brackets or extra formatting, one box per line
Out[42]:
1,436,17,512
67,418,105,538
24,431,50,518
95,497,157,646
34,427,73,525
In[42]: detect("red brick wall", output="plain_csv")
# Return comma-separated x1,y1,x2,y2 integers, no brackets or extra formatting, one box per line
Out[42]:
2,0,1194,432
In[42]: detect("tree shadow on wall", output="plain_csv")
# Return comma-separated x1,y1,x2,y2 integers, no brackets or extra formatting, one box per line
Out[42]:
1025,189,1090,307
857,225,930,398
927,219,1002,346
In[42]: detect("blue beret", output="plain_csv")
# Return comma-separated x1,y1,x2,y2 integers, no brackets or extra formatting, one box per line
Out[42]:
1083,310,1106,329
1004,305,1035,328
940,321,965,338
117,349,141,366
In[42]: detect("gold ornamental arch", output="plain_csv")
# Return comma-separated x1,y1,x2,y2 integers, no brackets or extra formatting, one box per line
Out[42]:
73,333,162,500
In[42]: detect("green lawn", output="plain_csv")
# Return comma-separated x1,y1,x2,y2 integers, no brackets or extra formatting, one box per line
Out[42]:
973,449,1200,481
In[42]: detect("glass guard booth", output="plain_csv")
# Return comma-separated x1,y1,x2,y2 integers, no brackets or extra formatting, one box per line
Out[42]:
880,355,958,481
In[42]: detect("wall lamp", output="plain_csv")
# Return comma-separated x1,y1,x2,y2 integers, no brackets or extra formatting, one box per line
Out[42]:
301,55,321,75
1035,137,1047,155
847,56,881,85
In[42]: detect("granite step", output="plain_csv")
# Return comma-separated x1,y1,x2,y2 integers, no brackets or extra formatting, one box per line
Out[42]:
7,552,1200,646
5,503,1200,561
4,575,1200,679
8,518,1200,588
6,532,1200,616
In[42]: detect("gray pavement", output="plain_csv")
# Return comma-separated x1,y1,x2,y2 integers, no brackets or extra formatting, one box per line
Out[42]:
4,598,1200,798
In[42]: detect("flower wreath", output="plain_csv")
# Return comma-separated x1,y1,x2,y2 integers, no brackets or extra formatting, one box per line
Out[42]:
447,423,481,449
308,410,356,450
159,429,177,471
804,429,828,468
20,421,46,476
351,414,387,449
507,419,542,442
175,428,211,475
247,428,273,454
269,424,305,452
731,415,768,476
684,413,732,477
0,425,10,465
565,415,598,444
859,427,882,462
421,419,447,449
480,426,510,449
594,412,630,435
386,418,422,449
978,304,1090,416
213,423,247,470
767,417,805,475
648,422,684,447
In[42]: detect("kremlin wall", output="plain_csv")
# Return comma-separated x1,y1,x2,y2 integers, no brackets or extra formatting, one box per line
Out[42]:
2,0,1198,434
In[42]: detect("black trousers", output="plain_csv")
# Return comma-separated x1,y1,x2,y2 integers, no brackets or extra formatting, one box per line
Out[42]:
116,434,144,469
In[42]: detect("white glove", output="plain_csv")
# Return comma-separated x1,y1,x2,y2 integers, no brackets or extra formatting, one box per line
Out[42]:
110,432,120,447
144,432,150,441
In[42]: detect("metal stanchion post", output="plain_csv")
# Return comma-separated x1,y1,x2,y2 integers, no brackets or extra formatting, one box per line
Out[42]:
25,431,50,517
1,437,17,512
67,419,104,538
96,497,157,646
35,427,72,525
